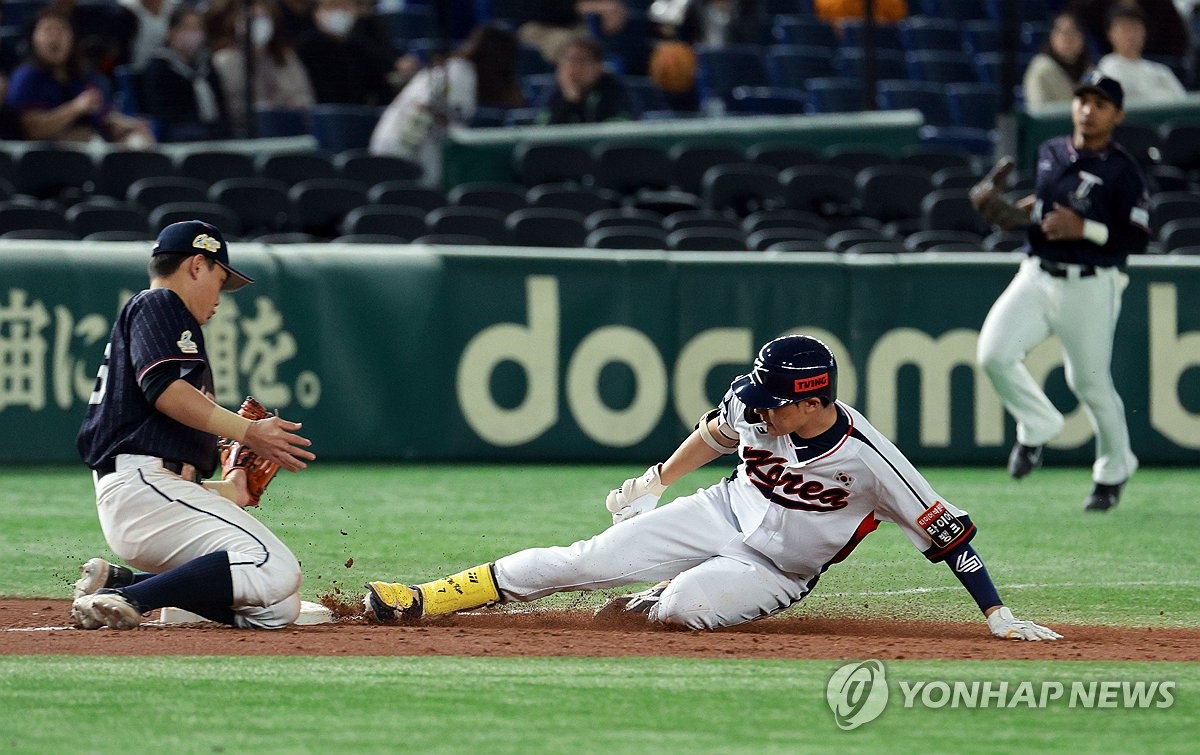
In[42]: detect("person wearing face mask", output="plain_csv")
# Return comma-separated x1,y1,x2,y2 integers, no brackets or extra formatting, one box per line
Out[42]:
295,0,395,106
141,6,231,141
119,0,179,70
1095,4,1186,103
212,0,315,131
1023,11,1093,108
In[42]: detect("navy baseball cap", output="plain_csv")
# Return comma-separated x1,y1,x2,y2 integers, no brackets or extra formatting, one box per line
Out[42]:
1074,71,1124,110
152,220,253,291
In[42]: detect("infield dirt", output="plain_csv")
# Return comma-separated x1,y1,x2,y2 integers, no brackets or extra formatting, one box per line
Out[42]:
2,599,1197,661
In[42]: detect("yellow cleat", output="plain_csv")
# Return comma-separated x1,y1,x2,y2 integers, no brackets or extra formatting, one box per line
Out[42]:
363,581,423,624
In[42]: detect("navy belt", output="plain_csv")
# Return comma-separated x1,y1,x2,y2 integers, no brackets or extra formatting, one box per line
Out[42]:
1039,259,1096,278
95,458,187,480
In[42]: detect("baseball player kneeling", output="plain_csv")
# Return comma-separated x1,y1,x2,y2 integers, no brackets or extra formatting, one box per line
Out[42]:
365,335,1061,640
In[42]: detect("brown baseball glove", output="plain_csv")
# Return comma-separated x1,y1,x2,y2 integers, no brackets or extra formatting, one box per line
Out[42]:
969,157,1030,230
220,396,279,507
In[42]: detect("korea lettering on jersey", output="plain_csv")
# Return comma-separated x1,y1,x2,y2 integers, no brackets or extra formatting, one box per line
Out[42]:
717,392,975,577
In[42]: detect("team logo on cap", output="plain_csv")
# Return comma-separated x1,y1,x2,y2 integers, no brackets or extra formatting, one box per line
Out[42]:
192,234,221,253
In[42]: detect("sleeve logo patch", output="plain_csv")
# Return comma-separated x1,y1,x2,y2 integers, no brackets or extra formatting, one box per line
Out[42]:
176,330,198,354
917,501,965,548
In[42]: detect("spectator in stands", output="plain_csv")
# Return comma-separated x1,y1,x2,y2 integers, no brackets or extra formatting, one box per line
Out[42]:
651,0,765,47
1023,11,1092,107
1071,0,1190,59
212,0,315,131
519,1,629,63
0,76,26,140
120,0,178,70
370,24,523,187
141,6,231,141
4,8,154,144
296,0,396,105
814,0,908,27
537,34,634,125
1096,4,1187,101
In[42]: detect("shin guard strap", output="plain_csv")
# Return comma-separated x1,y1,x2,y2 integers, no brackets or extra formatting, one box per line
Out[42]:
416,563,500,617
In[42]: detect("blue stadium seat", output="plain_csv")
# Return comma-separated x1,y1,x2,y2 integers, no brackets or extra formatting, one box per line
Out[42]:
906,51,979,84
838,21,904,51
876,80,952,126
899,17,963,53
804,78,866,113
1019,21,1050,54
520,73,557,107
624,76,671,114
946,83,1000,130
254,107,309,137
921,0,989,21
310,105,384,153
962,20,1001,56
695,44,769,102
773,15,837,48
766,45,837,87
111,65,142,116
985,0,1050,23
726,86,807,115
834,49,909,81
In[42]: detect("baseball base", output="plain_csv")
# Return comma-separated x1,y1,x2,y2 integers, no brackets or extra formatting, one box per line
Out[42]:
157,601,334,626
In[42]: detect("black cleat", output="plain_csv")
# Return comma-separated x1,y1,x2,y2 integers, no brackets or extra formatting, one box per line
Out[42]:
1083,481,1125,512
1007,443,1043,479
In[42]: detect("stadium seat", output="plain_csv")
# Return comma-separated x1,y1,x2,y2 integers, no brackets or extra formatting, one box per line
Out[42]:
252,232,319,244
826,228,891,251
631,189,703,216
15,148,96,200
857,165,935,225
838,21,904,50
335,150,423,185
746,227,828,251
726,86,808,115
742,209,830,234
0,177,13,202
96,151,175,200
746,143,823,171
1145,165,1190,193
1160,121,1200,171
663,210,741,233
339,205,428,240
694,44,769,102
209,178,293,235
900,147,975,174
310,104,384,153
425,206,508,244
623,76,671,113
833,49,909,81
780,165,857,216
178,150,256,185
766,45,837,86
669,144,746,196
584,226,669,249
666,227,747,251
823,145,893,174
1,228,80,240
83,230,157,242
287,178,369,238
931,166,984,189
449,182,529,214
983,230,1026,251
1150,192,1200,233
702,163,786,216
254,107,309,137
985,0,1050,24
591,143,673,193
947,82,1001,130
899,17,963,52
804,78,866,113
584,208,664,232
526,184,620,216
1112,124,1164,168
876,80,952,126
412,233,491,246
66,201,151,237
126,177,210,212
904,230,985,252
924,0,989,21
921,189,990,234
368,181,447,213
844,240,908,254
906,51,979,84
256,152,338,184
962,19,1001,56
774,16,837,48
514,143,595,187
1160,219,1200,252
330,233,406,244
506,208,589,248
148,202,242,236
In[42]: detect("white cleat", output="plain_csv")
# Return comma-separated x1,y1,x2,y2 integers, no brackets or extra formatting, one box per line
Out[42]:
71,590,141,630
73,558,112,599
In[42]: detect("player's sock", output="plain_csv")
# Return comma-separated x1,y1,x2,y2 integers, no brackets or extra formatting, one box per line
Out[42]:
416,563,500,616
131,572,155,584
119,551,234,614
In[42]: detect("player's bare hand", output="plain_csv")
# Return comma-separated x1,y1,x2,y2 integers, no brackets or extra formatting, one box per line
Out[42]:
1040,203,1084,241
244,417,315,472
986,606,1063,641
222,467,254,507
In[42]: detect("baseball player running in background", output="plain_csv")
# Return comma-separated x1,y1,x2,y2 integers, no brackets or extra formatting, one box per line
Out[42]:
365,335,1060,640
971,72,1149,512
71,220,315,630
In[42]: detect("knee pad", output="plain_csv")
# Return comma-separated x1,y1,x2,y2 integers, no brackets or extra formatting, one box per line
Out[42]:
234,592,301,629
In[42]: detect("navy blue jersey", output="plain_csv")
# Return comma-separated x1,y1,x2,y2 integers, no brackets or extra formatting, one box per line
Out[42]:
77,288,219,476
1026,136,1151,266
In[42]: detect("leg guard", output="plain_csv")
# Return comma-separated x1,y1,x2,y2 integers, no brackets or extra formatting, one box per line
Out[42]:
416,563,500,617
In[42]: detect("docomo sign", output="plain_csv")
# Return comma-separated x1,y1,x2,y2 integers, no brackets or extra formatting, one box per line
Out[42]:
454,276,856,448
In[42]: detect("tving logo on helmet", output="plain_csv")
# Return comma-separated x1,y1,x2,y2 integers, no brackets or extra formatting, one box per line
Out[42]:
826,660,889,730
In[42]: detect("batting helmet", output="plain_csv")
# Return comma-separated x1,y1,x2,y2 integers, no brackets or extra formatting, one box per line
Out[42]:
731,335,838,409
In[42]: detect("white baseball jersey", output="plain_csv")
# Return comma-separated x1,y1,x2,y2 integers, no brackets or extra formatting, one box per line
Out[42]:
494,390,977,629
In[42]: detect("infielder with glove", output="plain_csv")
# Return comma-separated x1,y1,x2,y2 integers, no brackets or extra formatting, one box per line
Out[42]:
71,220,315,630
972,72,1149,511
365,335,1060,640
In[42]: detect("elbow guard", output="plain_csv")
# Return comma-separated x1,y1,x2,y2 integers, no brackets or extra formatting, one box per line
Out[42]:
697,408,737,454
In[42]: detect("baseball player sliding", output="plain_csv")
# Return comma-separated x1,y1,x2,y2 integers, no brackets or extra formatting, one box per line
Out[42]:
365,335,1061,640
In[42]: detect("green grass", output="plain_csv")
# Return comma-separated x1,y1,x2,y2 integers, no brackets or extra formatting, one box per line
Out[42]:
0,657,1194,754
2,464,1198,753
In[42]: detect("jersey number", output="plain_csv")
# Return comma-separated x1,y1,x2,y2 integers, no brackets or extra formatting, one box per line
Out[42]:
88,343,112,405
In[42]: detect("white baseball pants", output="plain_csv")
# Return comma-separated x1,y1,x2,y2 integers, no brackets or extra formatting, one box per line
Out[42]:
494,479,816,629
977,258,1137,484
93,455,302,628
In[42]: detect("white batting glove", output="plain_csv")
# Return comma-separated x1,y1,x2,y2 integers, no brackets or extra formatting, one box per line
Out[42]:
606,464,667,525
987,606,1063,641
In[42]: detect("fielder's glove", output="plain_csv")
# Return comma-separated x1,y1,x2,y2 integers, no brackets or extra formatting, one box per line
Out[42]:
986,606,1063,641
606,463,667,525
969,157,1030,230
219,396,280,507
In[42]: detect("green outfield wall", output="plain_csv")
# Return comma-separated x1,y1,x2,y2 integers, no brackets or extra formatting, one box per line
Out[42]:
2,242,1197,465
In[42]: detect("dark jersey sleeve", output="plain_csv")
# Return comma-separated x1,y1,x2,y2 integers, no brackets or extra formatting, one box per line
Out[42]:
129,290,208,406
